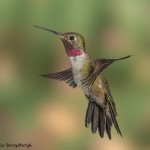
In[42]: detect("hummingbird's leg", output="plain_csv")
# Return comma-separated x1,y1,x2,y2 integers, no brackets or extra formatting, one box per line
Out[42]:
82,55,132,86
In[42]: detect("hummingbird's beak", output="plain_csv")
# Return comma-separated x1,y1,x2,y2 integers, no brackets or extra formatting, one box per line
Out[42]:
33,25,62,36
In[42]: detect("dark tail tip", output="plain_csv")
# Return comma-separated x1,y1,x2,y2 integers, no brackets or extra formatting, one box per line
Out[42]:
85,101,122,139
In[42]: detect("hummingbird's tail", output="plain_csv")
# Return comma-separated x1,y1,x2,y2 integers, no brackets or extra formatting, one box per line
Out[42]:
85,101,122,139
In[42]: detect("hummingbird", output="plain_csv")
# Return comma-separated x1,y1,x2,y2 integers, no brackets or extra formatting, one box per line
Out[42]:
34,25,131,139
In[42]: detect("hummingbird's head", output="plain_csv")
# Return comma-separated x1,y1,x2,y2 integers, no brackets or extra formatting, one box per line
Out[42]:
34,25,85,57
60,32,85,50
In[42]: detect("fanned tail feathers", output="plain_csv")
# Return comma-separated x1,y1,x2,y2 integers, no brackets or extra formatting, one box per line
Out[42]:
85,101,122,139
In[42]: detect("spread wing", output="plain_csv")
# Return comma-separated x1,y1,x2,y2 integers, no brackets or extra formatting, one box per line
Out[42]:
83,55,131,86
41,68,77,88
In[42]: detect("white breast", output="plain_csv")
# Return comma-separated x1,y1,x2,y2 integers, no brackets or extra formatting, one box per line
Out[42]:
69,53,87,69
69,53,88,89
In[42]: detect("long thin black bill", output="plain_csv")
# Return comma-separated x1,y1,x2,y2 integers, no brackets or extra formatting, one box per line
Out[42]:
33,25,60,35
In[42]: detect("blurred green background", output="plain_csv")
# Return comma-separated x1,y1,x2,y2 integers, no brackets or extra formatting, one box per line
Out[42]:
0,0,150,150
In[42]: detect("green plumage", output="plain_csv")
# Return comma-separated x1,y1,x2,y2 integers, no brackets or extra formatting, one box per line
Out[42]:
34,25,131,139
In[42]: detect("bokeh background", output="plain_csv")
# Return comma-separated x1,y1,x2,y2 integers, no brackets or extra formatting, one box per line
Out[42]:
0,0,150,150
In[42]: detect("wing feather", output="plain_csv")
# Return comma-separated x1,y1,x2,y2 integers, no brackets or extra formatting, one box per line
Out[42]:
41,68,77,88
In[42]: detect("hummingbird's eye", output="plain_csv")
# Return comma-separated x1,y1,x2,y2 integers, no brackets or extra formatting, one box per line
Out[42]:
69,36,74,41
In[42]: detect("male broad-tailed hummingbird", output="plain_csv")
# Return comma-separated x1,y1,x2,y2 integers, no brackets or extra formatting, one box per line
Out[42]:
34,25,131,139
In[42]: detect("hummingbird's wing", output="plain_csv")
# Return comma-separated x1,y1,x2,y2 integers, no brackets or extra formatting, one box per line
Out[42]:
83,55,131,86
41,68,77,88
